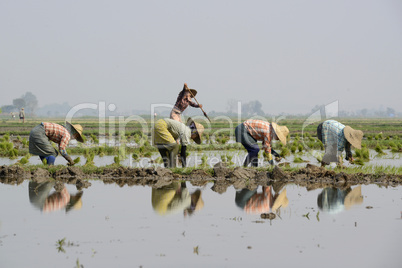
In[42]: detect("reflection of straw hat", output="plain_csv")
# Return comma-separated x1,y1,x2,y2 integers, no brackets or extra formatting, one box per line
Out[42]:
272,189,289,211
183,83,197,97
190,190,204,211
344,186,363,210
344,126,363,149
187,117,204,144
66,121,84,143
66,192,83,212
271,122,289,145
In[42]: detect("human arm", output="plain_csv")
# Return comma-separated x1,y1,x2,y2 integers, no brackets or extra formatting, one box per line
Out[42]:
59,135,74,166
345,141,354,163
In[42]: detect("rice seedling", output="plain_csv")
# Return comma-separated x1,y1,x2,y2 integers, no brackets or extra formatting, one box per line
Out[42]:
354,146,370,162
18,157,29,165
85,152,95,166
280,147,290,157
352,158,365,166
22,138,29,147
201,154,208,168
74,157,81,164
367,135,373,141
293,157,305,163
114,156,121,165
298,144,304,152
56,238,66,253
375,143,385,155
290,144,297,154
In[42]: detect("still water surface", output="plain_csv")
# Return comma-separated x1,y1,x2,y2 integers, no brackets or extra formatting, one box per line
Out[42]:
0,181,401,268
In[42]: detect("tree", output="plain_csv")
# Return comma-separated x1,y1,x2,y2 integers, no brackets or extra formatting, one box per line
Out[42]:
12,98,26,110
242,100,264,116
22,92,38,115
12,92,38,115
1,105,17,113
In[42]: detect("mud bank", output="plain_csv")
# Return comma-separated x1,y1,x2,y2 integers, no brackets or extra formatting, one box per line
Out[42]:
0,164,401,192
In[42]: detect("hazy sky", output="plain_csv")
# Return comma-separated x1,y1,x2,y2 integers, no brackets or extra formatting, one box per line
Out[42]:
1,0,401,115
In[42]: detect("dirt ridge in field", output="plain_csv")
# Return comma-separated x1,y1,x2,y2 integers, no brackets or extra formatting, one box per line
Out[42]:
0,164,401,192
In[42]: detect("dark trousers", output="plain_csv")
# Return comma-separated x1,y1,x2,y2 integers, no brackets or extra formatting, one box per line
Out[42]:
156,143,179,168
235,123,260,167
317,122,323,143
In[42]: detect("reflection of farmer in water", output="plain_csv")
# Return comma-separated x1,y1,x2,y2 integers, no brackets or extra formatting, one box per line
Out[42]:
151,182,204,216
29,181,83,213
235,186,288,214
317,186,363,214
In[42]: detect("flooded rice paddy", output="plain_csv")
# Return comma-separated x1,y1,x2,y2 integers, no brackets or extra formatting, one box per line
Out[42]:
0,179,401,267
0,148,400,168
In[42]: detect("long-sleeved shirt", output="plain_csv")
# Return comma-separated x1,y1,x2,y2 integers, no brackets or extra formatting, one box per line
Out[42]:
43,122,71,156
321,120,352,158
173,90,199,112
244,120,274,154
154,119,191,145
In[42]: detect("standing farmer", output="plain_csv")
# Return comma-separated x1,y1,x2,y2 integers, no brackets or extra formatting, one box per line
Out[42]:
317,120,363,166
29,122,84,165
235,120,289,167
154,117,203,168
170,83,203,122
19,108,25,123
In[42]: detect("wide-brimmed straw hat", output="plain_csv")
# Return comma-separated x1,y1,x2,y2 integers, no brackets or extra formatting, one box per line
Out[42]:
187,117,204,144
271,122,289,145
343,126,363,149
183,83,197,97
66,121,84,143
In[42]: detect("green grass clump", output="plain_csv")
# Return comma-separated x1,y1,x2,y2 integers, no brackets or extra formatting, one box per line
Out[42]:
114,156,121,165
354,146,370,162
85,152,95,166
280,147,290,157
74,157,81,164
352,158,365,166
290,144,297,154
201,154,208,168
19,157,29,165
293,157,305,163
298,144,304,152
375,143,385,155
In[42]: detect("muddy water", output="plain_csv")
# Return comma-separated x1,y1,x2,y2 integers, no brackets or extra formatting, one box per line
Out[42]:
0,180,400,268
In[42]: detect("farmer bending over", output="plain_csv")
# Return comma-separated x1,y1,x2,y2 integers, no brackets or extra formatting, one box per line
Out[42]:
29,122,84,165
170,83,202,122
317,120,363,166
154,117,203,168
235,120,289,167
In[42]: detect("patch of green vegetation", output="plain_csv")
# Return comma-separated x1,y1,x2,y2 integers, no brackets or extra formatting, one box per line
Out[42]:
280,147,290,157
375,143,385,155
293,157,305,163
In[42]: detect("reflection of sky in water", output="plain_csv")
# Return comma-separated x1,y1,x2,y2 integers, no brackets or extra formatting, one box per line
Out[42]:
0,182,400,267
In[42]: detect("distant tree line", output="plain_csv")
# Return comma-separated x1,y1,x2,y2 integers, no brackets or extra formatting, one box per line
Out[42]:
1,92,38,116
